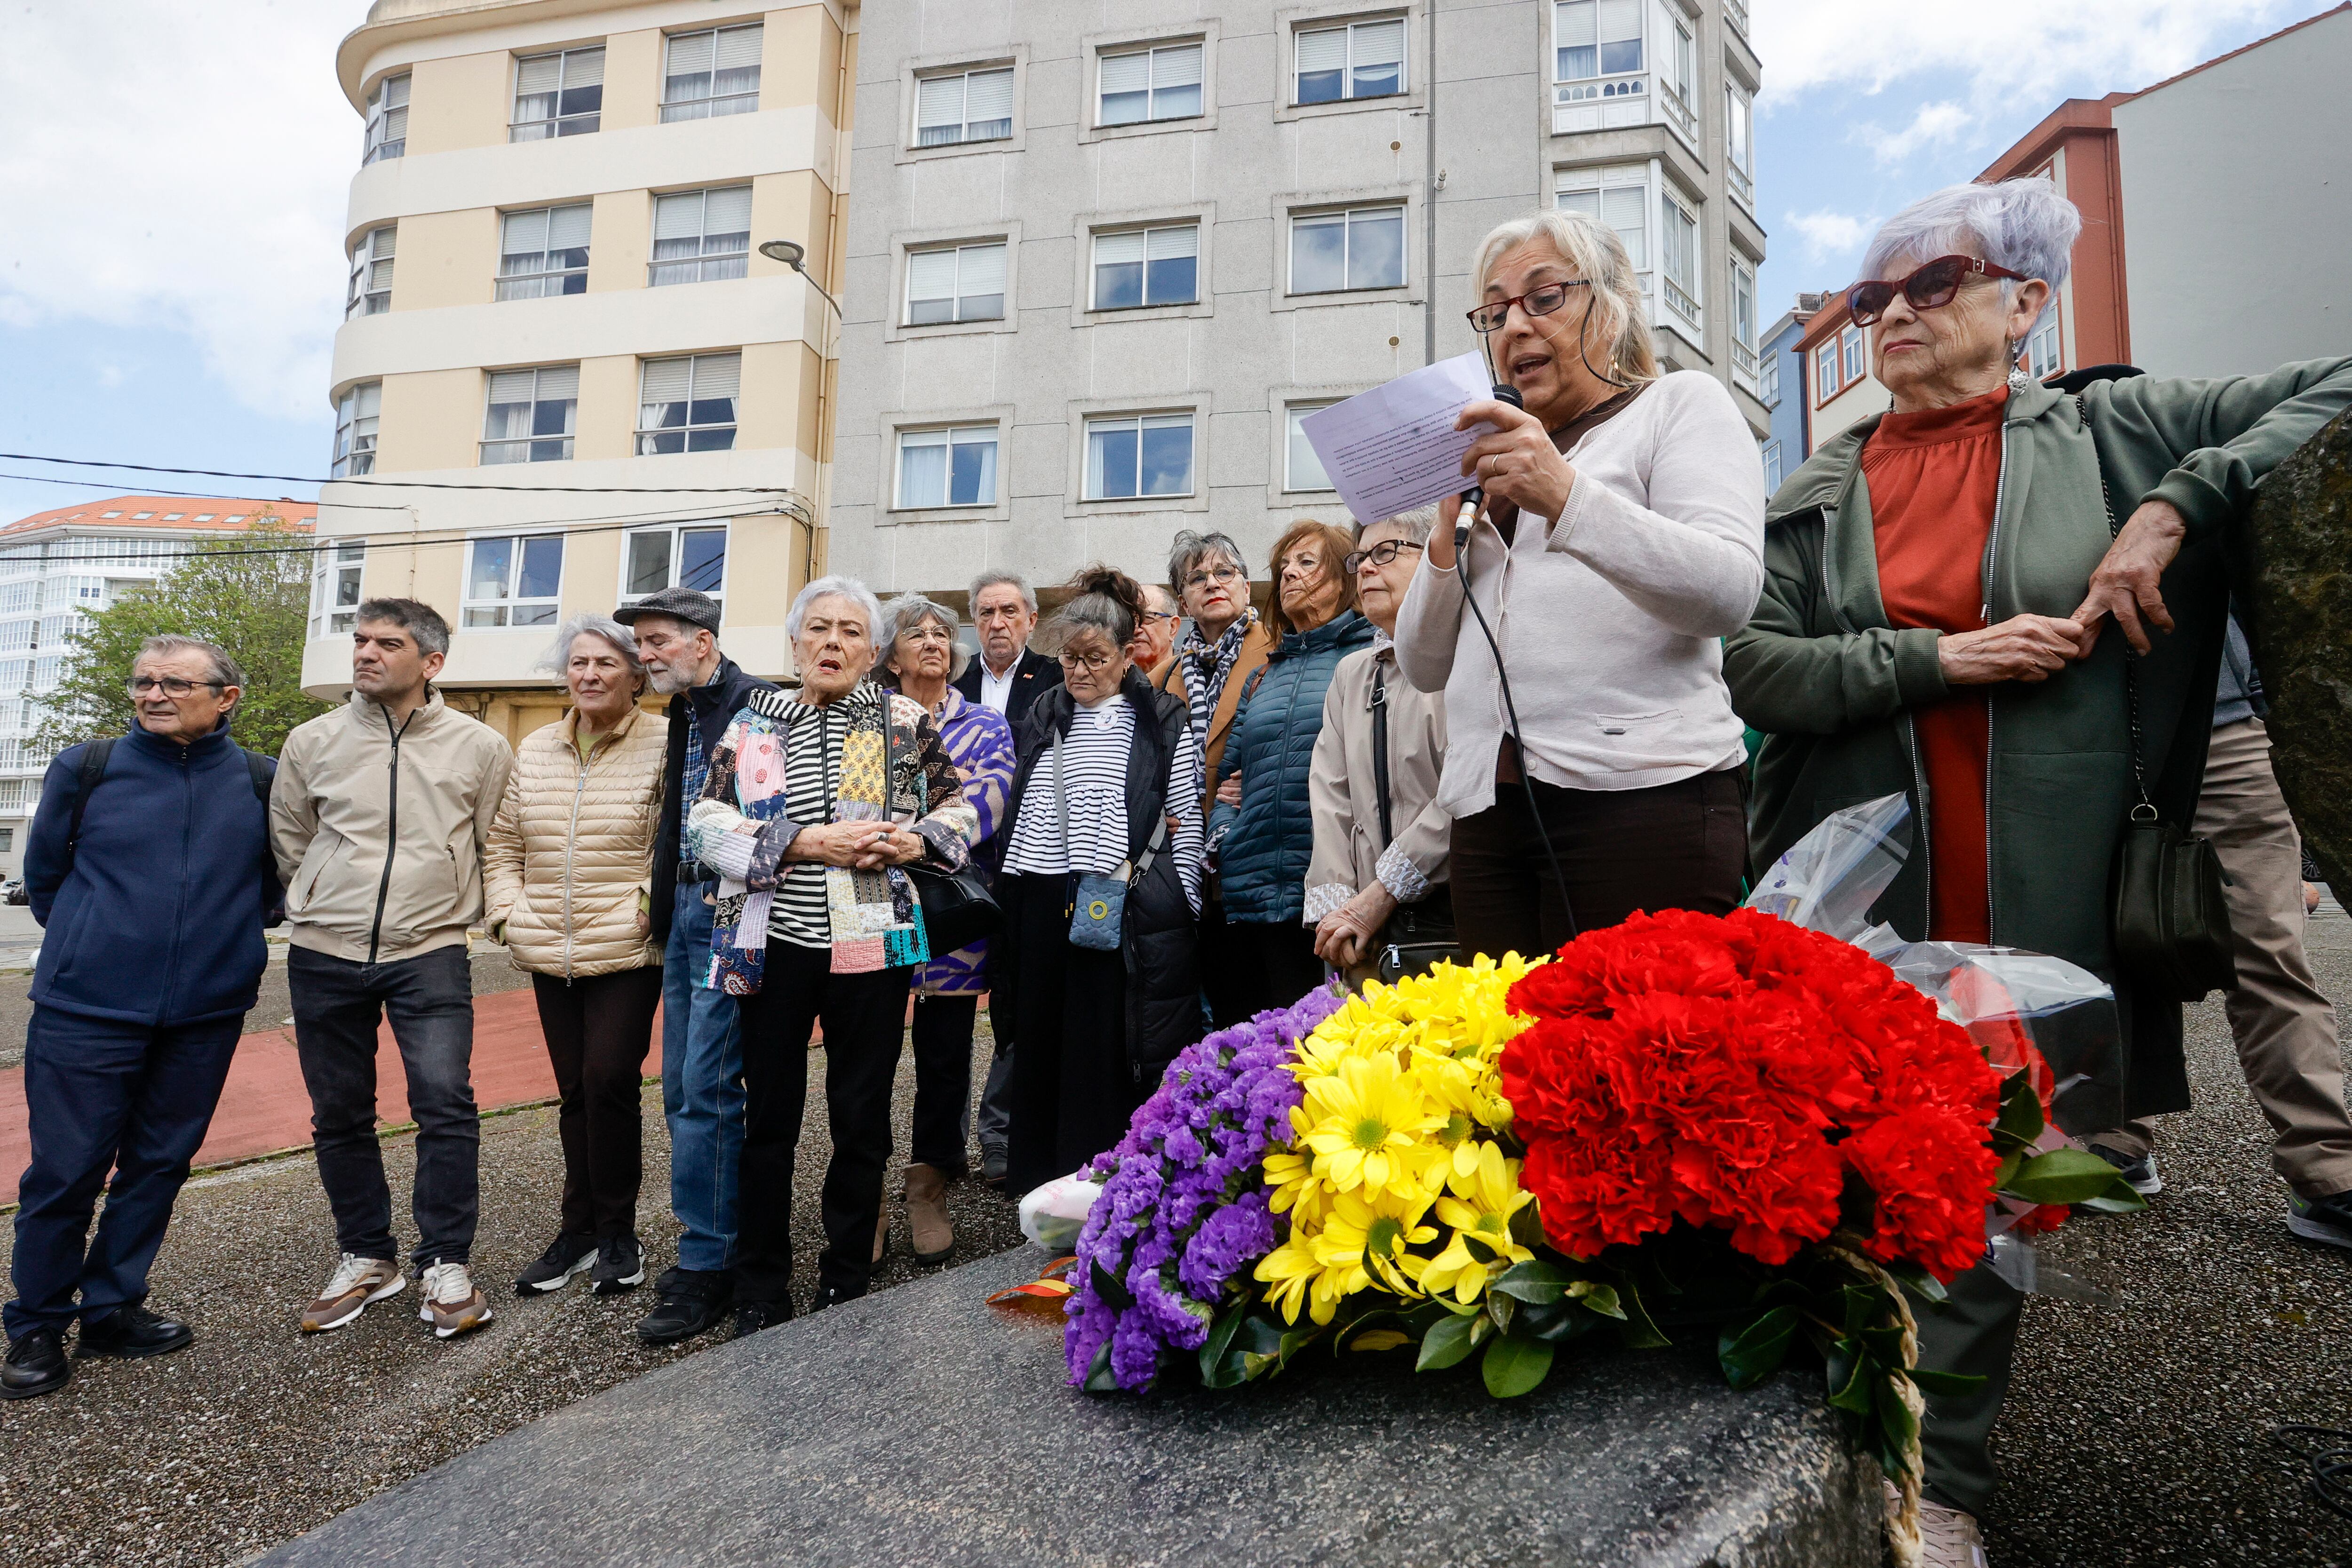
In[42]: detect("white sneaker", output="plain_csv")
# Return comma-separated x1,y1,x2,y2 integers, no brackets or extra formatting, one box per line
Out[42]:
417,1262,494,1340
1917,1500,1989,1568
301,1253,405,1333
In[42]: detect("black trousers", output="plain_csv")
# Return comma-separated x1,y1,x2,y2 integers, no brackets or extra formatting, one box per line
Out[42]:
906,993,980,1175
732,949,911,1305
1198,896,1270,1030
530,967,661,1241
1240,920,1326,1011
1448,766,1748,963
1002,873,1142,1197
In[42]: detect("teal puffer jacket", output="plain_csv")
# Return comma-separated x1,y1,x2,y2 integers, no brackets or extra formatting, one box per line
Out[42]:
1210,610,1376,924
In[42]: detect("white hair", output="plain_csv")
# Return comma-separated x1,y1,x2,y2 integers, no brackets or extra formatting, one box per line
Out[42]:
879,592,969,681
1860,177,2082,312
537,614,643,681
967,570,1036,615
1471,208,1660,387
1357,505,1438,547
787,574,884,640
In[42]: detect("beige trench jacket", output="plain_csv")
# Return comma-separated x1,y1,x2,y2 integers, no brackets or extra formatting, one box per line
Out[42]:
1303,642,1449,925
483,703,667,979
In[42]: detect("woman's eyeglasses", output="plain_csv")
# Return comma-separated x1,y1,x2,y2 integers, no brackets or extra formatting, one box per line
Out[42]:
128,676,224,698
1183,564,1244,592
1845,254,2028,327
1343,539,1424,576
1467,279,1593,335
1058,650,1119,673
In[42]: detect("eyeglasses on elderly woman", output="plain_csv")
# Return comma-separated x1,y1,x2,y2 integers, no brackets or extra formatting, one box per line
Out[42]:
1845,254,2029,327
1467,278,1594,335
1342,538,1423,576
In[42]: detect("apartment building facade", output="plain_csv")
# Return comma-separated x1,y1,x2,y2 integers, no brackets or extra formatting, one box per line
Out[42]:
829,0,1767,601
0,498,318,881
1757,290,1823,495
318,0,856,744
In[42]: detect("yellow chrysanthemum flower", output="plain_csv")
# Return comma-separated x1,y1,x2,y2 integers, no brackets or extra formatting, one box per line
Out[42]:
1421,1141,1537,1304
1297,1051,1443,1203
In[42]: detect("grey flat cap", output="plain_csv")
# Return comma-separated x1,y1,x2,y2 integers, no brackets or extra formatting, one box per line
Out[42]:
613,587,723,635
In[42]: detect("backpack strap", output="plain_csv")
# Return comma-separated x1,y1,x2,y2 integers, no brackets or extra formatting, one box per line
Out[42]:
64,736,119,870
243,746,271,804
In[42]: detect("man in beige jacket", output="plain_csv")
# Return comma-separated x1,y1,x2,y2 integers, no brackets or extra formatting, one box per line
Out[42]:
270,599,514,1340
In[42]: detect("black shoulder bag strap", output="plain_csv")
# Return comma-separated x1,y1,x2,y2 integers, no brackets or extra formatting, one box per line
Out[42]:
64,736,119,871
1369,661,1394,849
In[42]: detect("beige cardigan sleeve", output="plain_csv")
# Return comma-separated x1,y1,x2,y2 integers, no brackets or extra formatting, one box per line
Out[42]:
1303,674,1358,922
480,761,526,934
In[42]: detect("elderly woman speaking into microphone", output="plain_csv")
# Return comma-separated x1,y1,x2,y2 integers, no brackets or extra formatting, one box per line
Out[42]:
1395,208,1765,963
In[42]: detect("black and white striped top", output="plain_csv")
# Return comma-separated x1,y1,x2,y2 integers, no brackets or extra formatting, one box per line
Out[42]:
765,698,849,948
1002,695,1206,912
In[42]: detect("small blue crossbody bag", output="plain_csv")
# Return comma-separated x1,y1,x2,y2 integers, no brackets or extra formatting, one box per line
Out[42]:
1054,740,1167,952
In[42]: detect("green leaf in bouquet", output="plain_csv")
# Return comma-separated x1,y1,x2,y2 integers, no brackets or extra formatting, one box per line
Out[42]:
1994,1072,2046,1152
1083,1338,1120,1393
1906,1367,1989,1397
1611,1274,1672,1350
1825,1340,1874,1414
1417,1309,1483,1371
1838,1284,1880,1339
2005,1147,2137,1206
1513,1297,1598,1345
1090,1258,1135,1314
1882,1260,1948,1305
1462,1234,1500,1266
1565,1279,1626,1320
1197,1300,1252,1387
1486,1290,1518,1334
1874,1371,1921,1449
1861,1324,1908,1367
1509,1204,1550,1251
1992,1149,2024,1192
1225,1313,1291,1383
1717,1304,1800,1390
1481,1331,1556,1398
2076,1188,2150,1214
1491,1259,1572,1304
1278,1324,1321,1371
1347,1329,1411,1353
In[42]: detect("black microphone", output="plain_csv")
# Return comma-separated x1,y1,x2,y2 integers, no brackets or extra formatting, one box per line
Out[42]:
1455,384,1525,548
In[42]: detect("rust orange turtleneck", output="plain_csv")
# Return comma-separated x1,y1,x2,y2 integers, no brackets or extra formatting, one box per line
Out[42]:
1862,383,2009,946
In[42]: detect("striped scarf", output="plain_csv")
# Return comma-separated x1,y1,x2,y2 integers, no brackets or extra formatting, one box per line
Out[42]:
1178,610,1255,750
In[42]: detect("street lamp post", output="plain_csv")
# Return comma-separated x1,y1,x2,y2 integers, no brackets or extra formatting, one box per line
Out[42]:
759,238,842,320
762,238,841,583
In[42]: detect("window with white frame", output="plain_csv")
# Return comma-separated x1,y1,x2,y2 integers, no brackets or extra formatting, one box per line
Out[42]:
1762,440,1783,495
649,186,751,286
332,383,381,478
1758,344,1780,406
1658,14,1695,137
2026,313,2062,380
1725,84,1755,209
511,47,604,141
896,426,999,508
915,65,1014,146
1557,170,1647,271
1290,206,1405,294
497,204,591,300
906,243,1007,324
0,784,23,813
347,226,395,318
1659,185,1700,328
1098,42,1202,126
1092,226,1198,310
462,534,564,627
662,24,761,121
1295,17,1404,104
364,73,409,164
636,353,740,455
32,656,61,694
1814,341,1840,403
310,541,366,637
623,524,726,601
0,621,31,653
1841,325,1865,384
1285,405,1336,491
1730,254,1759,388
481,366,579,464
1086,414,1194,500
1555,0,1643,95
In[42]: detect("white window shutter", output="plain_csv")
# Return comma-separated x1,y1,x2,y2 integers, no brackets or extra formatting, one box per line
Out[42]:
386,74,410,108
1556,1,1598,49
916,74,964,130
906,249,958,301
566,48,605,88
1155,44,1203,87
1147,226,1197,261
1354,20,1405,67
516,54,561,96
1099,51,1149,97
1557,186,1601,218
653,192,701,241
1094,230,1146,266
702,185,752,236
690,353,741,400
639,358,691,403
666,30,715,75
356,383,383,418
374,226,397,259
958,243,1007,294
548,203,592,250
715,25,763,71
502,208,549,256
964,67,1014,124
535,364,580,400
488,370,537,404
1601,185,1646,233
1599,0,1641,45
1295,27,1346,75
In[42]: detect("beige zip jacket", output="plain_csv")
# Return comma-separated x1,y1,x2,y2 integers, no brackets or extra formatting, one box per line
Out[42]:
270,689,515,966
1303,642,1450,925
483,704,666,979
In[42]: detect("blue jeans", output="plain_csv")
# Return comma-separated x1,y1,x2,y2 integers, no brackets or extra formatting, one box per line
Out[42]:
663,889,745,1273
6,1007,241,1339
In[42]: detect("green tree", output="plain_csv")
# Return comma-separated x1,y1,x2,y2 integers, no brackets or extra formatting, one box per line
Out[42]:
36,508,333,759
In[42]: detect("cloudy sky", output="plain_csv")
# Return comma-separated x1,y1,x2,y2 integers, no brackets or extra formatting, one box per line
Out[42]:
0,0,2321,525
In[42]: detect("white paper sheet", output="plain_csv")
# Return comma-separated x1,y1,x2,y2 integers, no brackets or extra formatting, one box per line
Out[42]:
1298,352,1502,523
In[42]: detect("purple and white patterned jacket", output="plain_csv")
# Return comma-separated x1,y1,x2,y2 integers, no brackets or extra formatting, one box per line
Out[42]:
906,686,1016,996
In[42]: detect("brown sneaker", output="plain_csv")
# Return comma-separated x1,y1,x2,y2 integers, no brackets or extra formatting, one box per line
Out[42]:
904,1163,955,1266
302,1253,405,1333
417,1262,494,1340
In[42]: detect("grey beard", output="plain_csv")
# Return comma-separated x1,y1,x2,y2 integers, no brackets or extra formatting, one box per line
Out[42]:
646,666,693,695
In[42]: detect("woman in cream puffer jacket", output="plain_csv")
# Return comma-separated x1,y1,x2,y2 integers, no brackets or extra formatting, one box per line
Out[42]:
483,615,669,1294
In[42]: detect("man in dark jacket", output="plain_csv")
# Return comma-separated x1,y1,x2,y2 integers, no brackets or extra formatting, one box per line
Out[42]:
3,637,280,1401
615,588,776,1343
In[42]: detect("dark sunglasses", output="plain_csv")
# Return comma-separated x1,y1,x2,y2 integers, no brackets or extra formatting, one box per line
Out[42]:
1467,278,1593,335
1845,254,2029,327
1343,539,1424,575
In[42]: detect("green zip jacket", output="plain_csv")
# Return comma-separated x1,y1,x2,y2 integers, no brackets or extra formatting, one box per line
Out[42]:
1727,359,2352,1122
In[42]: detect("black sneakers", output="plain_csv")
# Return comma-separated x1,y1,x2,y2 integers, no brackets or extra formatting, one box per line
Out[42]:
635,1267,733,1345
1,1327,69,1400
2289,1190,2352,1250
590,1234,647,1296
515,1234,598,1296
2091,1144,2163,1196
77,1305,194,1359
731,1298,795,1340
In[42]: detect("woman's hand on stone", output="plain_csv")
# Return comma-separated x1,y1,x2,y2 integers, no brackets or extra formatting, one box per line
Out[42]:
1456,398,1577,530
1937,615,2086,685
2071,498,2187,656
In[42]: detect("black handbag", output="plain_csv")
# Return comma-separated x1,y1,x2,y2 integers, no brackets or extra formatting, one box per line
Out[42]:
1365,661,1460,986
2082,397,2237,1003
885,710,1004,957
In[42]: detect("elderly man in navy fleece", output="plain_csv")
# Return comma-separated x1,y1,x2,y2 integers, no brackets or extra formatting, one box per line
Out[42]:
1,635,281,1401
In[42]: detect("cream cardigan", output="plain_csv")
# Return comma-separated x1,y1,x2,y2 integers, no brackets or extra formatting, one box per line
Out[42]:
1392,370,1765,817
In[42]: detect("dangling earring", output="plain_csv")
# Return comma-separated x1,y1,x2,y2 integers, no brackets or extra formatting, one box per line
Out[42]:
2006,338,2031,393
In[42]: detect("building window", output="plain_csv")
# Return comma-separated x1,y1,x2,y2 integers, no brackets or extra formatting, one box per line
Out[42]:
1091,226,1198,310
1730,255,1759,391
1285,405,1336,492
481,366,579,465
1658,15,1695,138
1725,85,1755,210
1557,172,1647,270
1295,17,1404,104
1555,0,1642,91
1841,325,1866,384
346,226,395,318
1814,341,1839,403
1758,346,1780,407
1085,414,1194,499
662,24,762,121
1290,206,1405,294
1762,439,1782,495
512,47,604,141
623,523,726,601
636,353,740,455
0,828,14,853
2026,313,2063,380
896,426,1000,509
906,243,1007,324
462,535,564,627
497,204,591,300
1098,42,1203,126
1659,187,1700,328
915,66,1014,146
363,73,409,164
649,186,751,286
311,541,366,637
332,383,381,478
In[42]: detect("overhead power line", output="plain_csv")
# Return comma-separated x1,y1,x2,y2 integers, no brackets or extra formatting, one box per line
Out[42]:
1,451,804,496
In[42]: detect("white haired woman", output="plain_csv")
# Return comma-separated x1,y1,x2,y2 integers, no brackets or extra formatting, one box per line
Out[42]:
687,576,978,1327
875,592,1016,1266
1395,207,1765,966
1726,176,2352,1563
484,614,668,1298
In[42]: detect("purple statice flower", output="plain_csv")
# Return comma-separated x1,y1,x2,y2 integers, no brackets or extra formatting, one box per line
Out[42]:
1063,984,1345,1391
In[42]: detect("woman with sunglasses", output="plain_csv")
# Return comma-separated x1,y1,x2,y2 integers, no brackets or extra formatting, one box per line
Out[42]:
1727,176,2352,1567
1393,209,1766,965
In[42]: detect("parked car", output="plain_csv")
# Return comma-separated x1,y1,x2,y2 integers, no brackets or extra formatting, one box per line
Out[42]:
3,878,27,906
